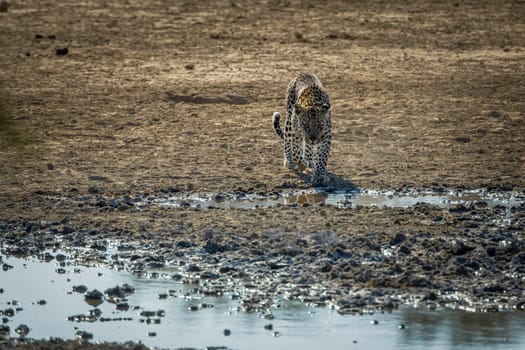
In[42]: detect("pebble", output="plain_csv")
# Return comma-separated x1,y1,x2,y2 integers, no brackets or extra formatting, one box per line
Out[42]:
15,324,30,337
56,47,69,56
104,284,135,300
3,308,15,317
0,325,10,340
73,285,88,293
116,302,130,311
84,289,104,306
75,330,93,341
486,111,501,118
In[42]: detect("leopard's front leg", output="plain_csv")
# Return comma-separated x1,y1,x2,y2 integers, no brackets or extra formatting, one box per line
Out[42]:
302,142,315,169
311,135,331,185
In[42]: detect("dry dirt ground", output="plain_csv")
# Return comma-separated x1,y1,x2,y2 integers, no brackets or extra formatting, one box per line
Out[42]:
1,0,525,197
1,0,525,349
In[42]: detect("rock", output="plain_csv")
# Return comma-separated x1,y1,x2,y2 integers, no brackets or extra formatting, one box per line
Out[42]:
317,260,332,273
88,186,100,194
60,226,75,235
186,264,202,272
422,291,438,301
116,303,129,311
104,284,135,301
407,275,430,288
203,241,226,254
75,330,93,341
454,137,471,143
73,285,88,293
172,273,184,280
451,241,475,255
0,325,9,340
448,204,470,213
390,232,406,245
3,308,15,317
268,260,290,270
223,329,231,336
55,253,67,262
56,47,69,56
139,310,165,318
88,175,111,182
84,289,104,306
90,242,107,251
0,1,10,13
176,240,192,248
486,110,501,118
15,324,30,337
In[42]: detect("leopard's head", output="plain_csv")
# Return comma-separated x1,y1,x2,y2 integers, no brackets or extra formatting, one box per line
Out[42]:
295,84,331,144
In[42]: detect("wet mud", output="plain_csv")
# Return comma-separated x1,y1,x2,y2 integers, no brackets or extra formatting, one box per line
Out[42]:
2,189,525,315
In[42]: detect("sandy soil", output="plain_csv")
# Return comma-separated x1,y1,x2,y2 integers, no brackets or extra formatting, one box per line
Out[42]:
1,0,525,198
1,0,525,348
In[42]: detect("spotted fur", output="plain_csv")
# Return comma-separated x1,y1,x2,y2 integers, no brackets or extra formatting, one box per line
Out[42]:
273,72,332,185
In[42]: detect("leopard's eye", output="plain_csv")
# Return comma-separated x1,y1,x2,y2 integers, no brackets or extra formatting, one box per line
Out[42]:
321,102,330,111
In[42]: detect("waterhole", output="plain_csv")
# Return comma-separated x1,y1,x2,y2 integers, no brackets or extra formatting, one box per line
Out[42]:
149,188,524,210
1,254,524,349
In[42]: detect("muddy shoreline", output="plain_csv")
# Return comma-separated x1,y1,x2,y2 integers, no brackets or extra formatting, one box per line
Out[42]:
2,188,525,310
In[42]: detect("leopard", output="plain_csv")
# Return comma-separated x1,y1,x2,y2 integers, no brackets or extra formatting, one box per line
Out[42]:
272,72,332,185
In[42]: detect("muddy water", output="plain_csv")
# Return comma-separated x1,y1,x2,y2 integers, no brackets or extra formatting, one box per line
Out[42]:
151,189,524,210
1,254,524,349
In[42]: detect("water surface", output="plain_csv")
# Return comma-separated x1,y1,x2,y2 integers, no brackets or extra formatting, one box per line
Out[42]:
1,254,524,349
152,189,524,210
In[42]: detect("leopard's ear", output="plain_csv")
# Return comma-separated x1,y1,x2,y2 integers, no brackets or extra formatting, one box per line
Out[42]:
294,103,304,114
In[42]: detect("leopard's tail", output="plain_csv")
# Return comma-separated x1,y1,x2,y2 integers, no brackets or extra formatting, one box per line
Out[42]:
272,112,284,140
